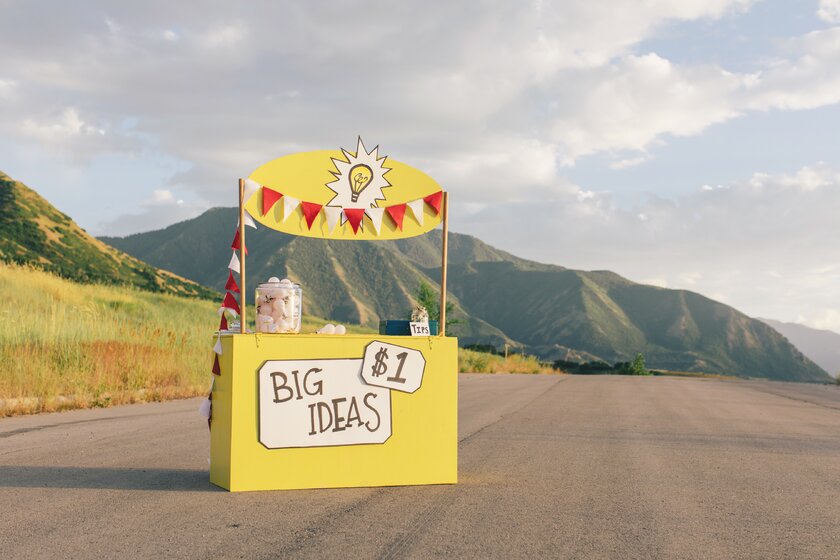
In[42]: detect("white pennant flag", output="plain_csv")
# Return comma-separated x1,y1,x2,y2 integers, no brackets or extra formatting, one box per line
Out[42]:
238,210,257,229
198,397,211,418
366,207,385,235
324,206,342,232
213,335,223,355
218,306,238,318
228,251,241,273
243,178,260,204
283,196,300,222
407,199,424,226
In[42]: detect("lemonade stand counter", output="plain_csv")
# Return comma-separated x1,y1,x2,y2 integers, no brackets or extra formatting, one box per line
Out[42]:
210,333,456,491
207,139,457,491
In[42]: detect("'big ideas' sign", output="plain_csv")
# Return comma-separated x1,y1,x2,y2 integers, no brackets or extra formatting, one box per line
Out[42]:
257,341,425,449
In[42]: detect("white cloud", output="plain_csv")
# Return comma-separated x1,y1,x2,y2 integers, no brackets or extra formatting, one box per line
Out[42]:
0,0,773,201
817,0,840,23
805,309,840,333
142,189,184,206
460,163,840,333
0,78,16,99
610,154,652,169
21,108,105,141
196,22,247,49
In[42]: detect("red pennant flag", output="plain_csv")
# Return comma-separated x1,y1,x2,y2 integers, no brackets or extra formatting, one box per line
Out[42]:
423,191,443,215
300,201,323,230
262,187,282,216
230,230,248,255
219,315,228,330
386,203,407,231
222,292,240,315
343,208,365,234
224,271,239,293
212,354,221,375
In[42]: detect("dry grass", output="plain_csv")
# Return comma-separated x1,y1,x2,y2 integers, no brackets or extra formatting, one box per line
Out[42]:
0,264,220,416
0,264,376,416
459,348,557,374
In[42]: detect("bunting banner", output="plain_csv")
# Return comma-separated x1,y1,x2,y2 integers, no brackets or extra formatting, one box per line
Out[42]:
423,191,443,215
366,207,385,235
324,205,342,232
199,396,212,418
262,187,282,216
386,203,407,231
212,354,221,375
228,251,241,273
219,314,228,331
282,196,300,222
231,230,248,255
343,208,365,234
244,139,444,240
250,188,440,238
407,199,425,227
222,292,241,315
239,210,257,229
300,201,323,230
243,178,261,204
213,335,223,355
225,270,240,293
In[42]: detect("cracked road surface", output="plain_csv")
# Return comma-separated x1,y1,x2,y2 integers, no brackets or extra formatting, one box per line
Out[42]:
2,374,839,559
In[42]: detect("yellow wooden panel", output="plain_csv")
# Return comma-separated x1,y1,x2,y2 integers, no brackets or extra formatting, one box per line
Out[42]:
210,334,458,491
245,149,443,240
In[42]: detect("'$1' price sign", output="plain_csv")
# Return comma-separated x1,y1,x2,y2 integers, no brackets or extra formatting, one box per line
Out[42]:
361,341,426,394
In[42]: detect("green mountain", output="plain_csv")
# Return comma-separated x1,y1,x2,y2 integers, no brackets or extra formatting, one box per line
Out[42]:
101,207,832,382
0,171,215,299
101,207,509,344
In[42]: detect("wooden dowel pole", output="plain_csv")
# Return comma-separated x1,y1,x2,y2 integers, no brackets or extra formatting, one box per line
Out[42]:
439,191,449,337
238,178,247,334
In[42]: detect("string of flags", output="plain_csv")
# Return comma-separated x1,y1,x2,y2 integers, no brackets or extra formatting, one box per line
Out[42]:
255,179,443,235
202,199,258,426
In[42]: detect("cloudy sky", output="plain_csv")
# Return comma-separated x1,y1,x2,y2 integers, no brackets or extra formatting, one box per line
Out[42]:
2,0,839,332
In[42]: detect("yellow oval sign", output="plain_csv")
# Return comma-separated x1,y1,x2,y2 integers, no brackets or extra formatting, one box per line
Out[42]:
245,140,443,240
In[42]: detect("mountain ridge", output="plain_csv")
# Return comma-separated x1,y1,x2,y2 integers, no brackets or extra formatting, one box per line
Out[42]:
0,171,215,299
101,206,831,382
759,319,840,378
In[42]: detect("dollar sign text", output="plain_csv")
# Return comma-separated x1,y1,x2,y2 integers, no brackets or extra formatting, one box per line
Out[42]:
371,347,389,377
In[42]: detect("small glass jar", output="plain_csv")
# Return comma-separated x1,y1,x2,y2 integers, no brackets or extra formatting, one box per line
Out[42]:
255,279,302,333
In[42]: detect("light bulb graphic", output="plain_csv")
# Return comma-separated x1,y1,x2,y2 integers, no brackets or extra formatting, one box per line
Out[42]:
348,164,373,203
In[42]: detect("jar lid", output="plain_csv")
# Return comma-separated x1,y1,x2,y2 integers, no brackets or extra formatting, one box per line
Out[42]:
257,279,300,288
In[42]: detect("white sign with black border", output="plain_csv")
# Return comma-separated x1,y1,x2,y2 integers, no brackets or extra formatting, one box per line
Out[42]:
258,358,392,449
361,340,426,394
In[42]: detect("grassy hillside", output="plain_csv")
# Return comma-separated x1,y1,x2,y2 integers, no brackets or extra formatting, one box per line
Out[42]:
0,171,215,299
101,206,833,382
0,264,376,416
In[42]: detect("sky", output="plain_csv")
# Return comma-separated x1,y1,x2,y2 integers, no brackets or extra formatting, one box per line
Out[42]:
1,0,839,333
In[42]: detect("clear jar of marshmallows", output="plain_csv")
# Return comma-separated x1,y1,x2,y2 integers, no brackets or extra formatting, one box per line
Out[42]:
255,277,301,333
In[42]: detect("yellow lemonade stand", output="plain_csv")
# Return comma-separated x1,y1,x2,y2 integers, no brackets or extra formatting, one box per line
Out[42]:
209,139,457,491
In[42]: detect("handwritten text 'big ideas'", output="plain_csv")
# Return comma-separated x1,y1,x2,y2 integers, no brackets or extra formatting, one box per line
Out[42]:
258,359,392,448
269,366,382,435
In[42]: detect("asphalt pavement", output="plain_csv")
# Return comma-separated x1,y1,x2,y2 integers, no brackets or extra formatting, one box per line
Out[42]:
2,374,839,559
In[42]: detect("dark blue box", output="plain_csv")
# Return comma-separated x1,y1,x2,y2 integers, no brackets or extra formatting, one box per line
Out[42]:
378,320,439,336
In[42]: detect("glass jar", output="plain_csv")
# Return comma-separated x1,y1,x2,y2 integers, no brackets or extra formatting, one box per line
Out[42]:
255,279,302,333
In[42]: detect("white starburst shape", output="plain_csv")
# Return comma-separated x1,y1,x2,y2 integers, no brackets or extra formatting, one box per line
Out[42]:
326,138,392,210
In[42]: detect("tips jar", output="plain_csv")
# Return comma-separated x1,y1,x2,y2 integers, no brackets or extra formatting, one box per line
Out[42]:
255,278,301,333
